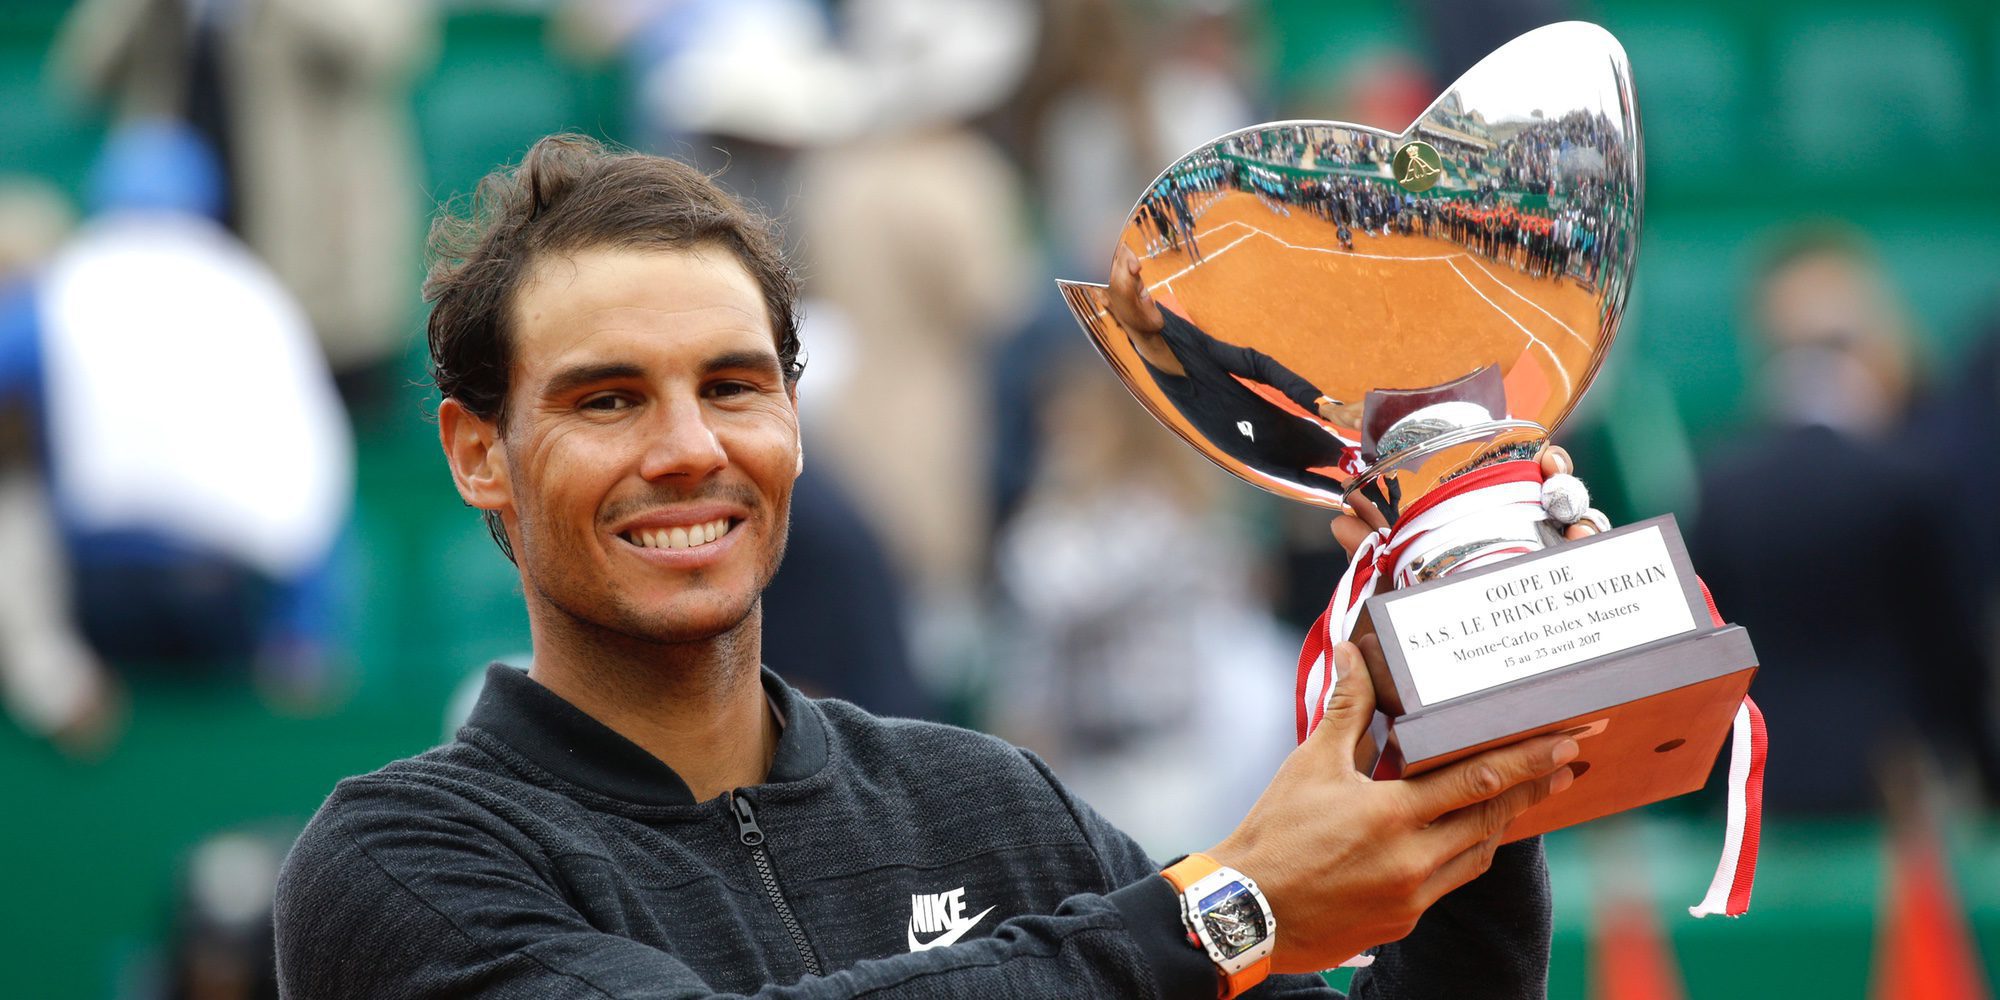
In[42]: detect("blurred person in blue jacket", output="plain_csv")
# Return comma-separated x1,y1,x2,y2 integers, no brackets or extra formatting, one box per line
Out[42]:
1688,226,1994,811
0,121,354,753
1909,302,2000,803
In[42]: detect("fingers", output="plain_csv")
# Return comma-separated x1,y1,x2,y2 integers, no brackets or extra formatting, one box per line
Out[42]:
1417,767,1574,902
1427,763,1572,853
1348,632,1392,771
1423,833,1505,905
1539,446,1609,540
1355,631,1405,718
1349,491,1390,533
1564,506,1612,540
1403,733,1578,823
1420,821,1517,906
1304,642,1377,763
1332,514,1374,556
1329,490,1391,558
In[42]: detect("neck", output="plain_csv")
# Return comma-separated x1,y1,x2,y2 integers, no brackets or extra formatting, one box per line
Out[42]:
524,600,777,803
1129,327,1187,377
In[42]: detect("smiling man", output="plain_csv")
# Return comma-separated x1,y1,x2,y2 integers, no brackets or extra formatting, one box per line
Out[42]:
440,238,803,802
272,135,1580,999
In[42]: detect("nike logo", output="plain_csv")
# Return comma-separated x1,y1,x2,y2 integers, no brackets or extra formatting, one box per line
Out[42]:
906,886,995,951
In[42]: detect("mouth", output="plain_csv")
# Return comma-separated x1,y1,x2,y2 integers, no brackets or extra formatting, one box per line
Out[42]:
616,516,740,552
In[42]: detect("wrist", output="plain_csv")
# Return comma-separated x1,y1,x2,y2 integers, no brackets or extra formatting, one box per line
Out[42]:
1163,853,1275,999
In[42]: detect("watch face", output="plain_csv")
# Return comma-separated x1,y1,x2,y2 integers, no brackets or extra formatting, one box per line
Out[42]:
1198,882,1269,959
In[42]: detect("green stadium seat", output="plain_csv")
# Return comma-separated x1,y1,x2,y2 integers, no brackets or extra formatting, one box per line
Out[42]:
1775,13,1970,177
1611,14,1750,190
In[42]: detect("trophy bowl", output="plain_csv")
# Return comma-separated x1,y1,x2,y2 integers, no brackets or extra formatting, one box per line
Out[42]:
1056,20,1641,520
1054,24,1763,865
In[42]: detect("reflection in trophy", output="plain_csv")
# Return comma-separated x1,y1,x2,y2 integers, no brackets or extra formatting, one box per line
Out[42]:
1086,243,1363,496
1058,20,1640,528
1058,23,1765,904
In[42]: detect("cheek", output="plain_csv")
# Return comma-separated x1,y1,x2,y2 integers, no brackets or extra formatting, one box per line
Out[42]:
740,426,802,495
517,425,623,528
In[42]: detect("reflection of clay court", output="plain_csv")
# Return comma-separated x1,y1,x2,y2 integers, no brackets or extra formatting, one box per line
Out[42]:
1120,190,1602,427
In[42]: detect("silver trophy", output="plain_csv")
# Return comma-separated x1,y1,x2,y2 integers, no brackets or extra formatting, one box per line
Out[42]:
1058,22,1758,843
1058,20,1637,531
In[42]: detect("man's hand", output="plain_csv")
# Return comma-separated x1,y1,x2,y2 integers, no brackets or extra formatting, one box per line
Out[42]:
1106,243,1165,337
1201,444,1596,973
1316,397,1360,427
1205,643,1577,973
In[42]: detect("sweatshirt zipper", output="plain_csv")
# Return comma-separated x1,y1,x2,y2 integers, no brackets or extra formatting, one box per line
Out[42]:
731,791,823,977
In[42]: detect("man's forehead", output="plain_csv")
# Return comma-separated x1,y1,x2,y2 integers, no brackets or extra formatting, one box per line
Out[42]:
511,246,777,369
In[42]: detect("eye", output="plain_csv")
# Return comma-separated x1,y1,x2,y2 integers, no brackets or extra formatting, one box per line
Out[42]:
706,381,756,399
579,393,634,412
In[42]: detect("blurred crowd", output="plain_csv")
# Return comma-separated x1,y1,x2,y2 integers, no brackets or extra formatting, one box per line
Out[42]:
1,0,1998,995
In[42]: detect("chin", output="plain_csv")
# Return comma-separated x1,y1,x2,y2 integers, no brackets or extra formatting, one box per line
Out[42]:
614,591,761,646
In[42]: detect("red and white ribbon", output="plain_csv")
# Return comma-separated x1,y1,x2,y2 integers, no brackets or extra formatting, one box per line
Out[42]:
1296,460,1548,743
1292,459,1766,919
1687,697,1765,917
1689,580,1765,918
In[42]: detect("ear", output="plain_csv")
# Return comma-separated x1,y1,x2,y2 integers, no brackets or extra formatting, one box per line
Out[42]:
439,398,513,515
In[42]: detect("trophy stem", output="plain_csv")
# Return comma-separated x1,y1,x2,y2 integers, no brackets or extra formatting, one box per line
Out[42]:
1340,419,1547,525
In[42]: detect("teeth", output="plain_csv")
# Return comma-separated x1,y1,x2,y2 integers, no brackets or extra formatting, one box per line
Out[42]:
626,518,732,550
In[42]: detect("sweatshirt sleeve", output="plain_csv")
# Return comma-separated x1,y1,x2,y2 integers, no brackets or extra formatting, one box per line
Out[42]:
1160,309,1327,413
1347,837,1553,1000
1020,751,1553,1000
277,777,1254,1000
1017,751,1342,1000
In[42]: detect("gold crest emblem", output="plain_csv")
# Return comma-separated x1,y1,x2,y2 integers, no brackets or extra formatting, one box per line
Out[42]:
1393,141,1443,193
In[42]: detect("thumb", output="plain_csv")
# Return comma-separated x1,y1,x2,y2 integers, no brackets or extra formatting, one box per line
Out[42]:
1306,641,1376,758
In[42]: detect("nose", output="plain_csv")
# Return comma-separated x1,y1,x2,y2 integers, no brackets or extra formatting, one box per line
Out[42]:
637,395,727,481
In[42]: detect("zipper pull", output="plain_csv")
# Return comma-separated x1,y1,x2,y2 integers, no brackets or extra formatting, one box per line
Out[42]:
731,791,765,847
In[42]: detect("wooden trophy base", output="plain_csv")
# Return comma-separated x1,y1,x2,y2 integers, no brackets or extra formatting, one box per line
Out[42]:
1386,626,1756,841
1362,516,1758,841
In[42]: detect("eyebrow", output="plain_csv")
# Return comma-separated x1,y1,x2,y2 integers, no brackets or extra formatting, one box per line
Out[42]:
703,349,784,379
537,350,784,400
540,362,645,400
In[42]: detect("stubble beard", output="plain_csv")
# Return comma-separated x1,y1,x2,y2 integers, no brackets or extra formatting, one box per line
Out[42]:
519,490,794,660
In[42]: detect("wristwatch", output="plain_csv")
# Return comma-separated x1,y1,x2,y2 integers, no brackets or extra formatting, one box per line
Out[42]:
1161,853,1275,998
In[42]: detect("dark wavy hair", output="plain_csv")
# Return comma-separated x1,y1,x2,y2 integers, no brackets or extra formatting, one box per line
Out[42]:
424,134,804,560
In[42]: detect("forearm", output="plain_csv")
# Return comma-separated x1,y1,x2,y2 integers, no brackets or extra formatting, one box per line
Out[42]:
786,879,1216,1000
278,821,1229,1000
1160,311,1325,410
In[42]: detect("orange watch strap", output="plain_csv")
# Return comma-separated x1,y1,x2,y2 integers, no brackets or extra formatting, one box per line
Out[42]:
1223,958,1271,999
1162,852,1222,892
1162,854,1271,1000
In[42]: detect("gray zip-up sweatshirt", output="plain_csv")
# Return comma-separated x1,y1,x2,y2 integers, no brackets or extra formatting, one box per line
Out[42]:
273,665,1551,998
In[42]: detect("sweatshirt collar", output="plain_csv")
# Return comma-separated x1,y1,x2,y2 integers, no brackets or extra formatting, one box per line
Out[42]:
463,663,828,807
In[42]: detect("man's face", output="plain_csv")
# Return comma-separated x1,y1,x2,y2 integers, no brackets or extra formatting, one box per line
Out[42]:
494,246,799,645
